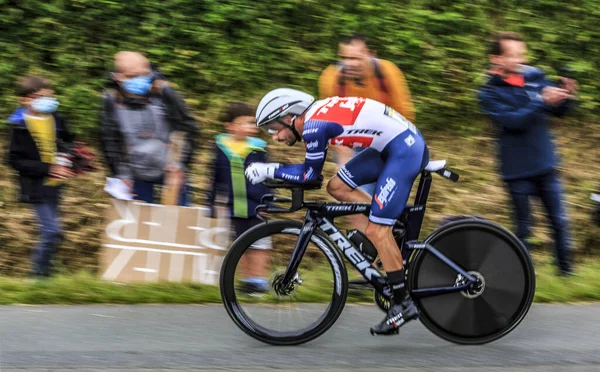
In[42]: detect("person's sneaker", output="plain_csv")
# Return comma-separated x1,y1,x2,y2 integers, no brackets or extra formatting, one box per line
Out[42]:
240,278,270,296
558,268,576,278
370,294,419,336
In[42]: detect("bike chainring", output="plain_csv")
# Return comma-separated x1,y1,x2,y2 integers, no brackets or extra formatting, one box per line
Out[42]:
373,289,391,312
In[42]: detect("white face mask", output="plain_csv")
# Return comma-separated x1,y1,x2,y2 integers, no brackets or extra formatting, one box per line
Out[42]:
31,97,59,113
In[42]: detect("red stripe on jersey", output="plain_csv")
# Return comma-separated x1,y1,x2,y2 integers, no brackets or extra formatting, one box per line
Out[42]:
310,97,367,126
329,135,374,148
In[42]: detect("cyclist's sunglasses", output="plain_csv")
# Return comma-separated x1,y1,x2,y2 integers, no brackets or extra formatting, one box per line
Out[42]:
260,120,288,135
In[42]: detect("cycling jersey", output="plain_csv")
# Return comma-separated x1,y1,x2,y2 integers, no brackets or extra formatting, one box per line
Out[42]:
274,96,419,183
273,96,429,226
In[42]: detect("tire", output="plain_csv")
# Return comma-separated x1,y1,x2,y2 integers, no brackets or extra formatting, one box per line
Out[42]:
220,219,348,346
407,219,536,345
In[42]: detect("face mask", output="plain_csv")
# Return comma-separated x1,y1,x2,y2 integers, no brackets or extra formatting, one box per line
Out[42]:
122,76,153,95
31,97,59,113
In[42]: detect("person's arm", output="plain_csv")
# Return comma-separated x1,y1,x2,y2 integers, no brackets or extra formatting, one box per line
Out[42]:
478,87,546,132
55,114,75,152
7,126,51,177
161,84,199,172
274,157,324,183
252,148,274,211
272,138,328,183
318,65,337,99
256,149,272,192
204,144,222,218
56,115,75,144
99,92,131,179
381,60,416,122
274,122,342,183
246,123,343,185
540,77,574,117
546,97,572,117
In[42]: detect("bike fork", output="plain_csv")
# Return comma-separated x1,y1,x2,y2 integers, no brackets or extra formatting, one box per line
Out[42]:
280,210,319,287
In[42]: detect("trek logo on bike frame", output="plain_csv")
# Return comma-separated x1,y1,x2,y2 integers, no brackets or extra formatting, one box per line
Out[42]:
319,218,381,280
324,204,368,212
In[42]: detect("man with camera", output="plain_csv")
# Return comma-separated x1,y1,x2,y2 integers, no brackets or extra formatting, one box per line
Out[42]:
478,32,578,276
319,33,415,233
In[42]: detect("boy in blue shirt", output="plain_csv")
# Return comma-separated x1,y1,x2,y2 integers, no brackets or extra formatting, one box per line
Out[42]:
206,102,272,293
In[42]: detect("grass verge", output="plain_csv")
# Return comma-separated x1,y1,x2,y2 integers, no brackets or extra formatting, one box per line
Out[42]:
0,255,598,305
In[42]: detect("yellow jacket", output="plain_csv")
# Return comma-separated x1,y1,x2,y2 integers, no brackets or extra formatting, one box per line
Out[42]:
318,58,415,122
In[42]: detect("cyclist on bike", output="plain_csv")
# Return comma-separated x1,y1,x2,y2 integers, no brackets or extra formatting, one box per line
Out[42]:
245,88,430,336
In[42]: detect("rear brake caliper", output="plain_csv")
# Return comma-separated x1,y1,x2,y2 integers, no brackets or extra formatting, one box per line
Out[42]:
455,271,485,299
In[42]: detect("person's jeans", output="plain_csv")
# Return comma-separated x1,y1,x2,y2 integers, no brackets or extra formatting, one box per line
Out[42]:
506,170,572,273
32,201,61,277
133,175,190,206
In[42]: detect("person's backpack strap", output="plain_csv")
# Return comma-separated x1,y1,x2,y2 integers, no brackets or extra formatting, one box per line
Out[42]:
371,58,388,94
336,61,346,97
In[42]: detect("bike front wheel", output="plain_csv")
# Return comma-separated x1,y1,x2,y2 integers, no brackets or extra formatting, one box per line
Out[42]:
408,219,536,345
220,219,348,346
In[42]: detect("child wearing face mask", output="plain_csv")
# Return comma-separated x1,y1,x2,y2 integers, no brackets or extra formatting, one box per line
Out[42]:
7,75,75,278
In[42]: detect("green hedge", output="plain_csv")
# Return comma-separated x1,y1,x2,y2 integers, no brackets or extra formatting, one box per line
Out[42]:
0,0,598,135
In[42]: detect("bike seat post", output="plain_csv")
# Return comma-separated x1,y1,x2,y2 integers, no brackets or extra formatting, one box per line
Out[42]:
414,170,432,207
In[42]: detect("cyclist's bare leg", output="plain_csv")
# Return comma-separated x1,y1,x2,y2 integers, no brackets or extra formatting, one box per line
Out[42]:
328,174,417,334
328,176,404,269
327,176,375,275
348,214,369,234
327,175,371,203
364,222,403,271
328,177,371,232
366,221,418,335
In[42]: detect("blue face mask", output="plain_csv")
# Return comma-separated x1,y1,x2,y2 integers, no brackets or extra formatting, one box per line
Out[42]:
31,97,59,113
122,76,153,96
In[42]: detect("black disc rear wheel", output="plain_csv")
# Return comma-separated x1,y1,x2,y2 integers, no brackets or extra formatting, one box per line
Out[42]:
408,220,536,345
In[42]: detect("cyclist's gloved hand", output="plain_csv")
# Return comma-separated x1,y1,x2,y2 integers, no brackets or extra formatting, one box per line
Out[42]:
245,163,280,184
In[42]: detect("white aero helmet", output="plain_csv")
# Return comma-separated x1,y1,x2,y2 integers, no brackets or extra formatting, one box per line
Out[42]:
255,88,315,128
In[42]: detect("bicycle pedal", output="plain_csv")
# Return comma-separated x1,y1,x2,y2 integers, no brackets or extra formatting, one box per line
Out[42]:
370,327,399,336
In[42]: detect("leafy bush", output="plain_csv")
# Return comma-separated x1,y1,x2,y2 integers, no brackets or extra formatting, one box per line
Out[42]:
1,1,600,275
0,0,598,134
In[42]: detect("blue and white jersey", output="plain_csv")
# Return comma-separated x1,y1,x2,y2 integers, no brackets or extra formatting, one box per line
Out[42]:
274,96,419,182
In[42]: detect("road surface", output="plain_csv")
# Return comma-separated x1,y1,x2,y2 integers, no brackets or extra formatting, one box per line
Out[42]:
1,303,599,371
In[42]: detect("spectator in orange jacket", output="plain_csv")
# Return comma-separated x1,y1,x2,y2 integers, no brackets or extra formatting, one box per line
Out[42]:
318,33,415,233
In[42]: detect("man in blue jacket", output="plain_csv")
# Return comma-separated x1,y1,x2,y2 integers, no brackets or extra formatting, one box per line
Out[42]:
479,32,578,276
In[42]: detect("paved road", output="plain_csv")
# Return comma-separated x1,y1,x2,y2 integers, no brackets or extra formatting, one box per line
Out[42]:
1,303,599,371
